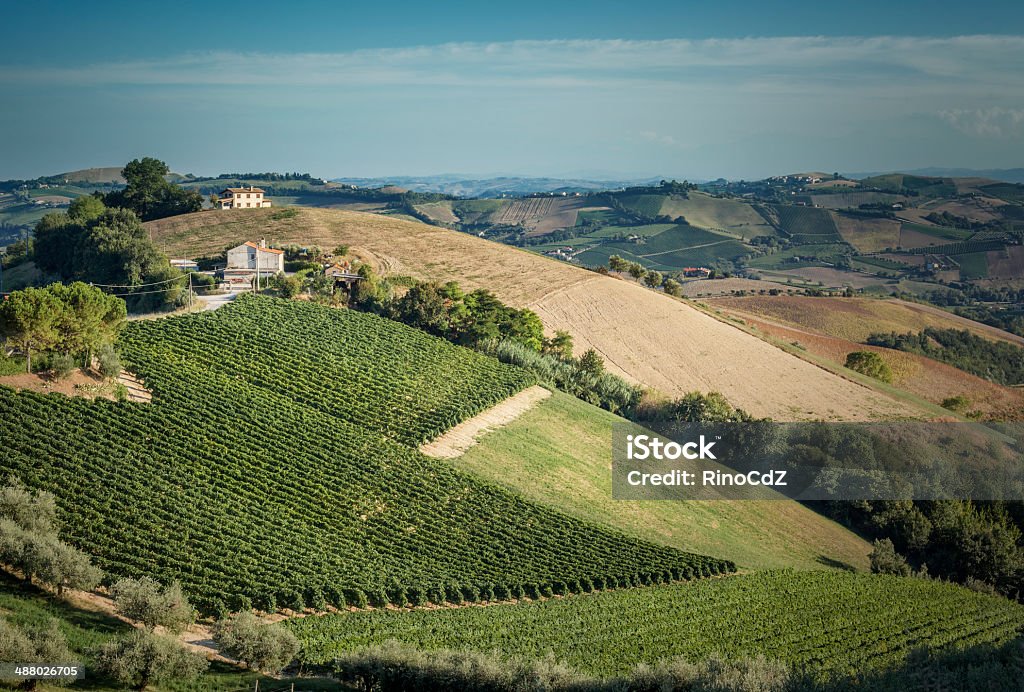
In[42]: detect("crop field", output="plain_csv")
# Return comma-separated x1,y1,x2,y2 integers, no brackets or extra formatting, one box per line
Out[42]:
774,206,843,242
413,200,459,223
451,390,871,570
809,191,903,209
450,199,509,225
642,240,750,270
711,306,1024,418
979,182,1024,203
636,224,733,253
905,239,1003,256
833,213,901,252
288,571,1024,677
0,296,734,614
747,243,850,270
585,222,676,238
986,246,1024,279
655,192,776,239
706,295,1024,346
898,222,973,247
617,193,666,217
956,252,990,280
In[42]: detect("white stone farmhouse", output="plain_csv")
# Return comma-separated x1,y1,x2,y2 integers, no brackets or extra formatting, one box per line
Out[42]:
218,185,272,209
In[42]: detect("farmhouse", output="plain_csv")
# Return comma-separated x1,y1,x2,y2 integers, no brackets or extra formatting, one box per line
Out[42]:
324,261,362,289
217,185,272,209
682,267,712,278
220,240,284,284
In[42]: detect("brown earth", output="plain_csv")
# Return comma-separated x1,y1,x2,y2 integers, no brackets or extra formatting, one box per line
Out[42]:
147,207,926,421
833,214,901,253
709,306,1024,419
0,369,121,401
706,295,1024,346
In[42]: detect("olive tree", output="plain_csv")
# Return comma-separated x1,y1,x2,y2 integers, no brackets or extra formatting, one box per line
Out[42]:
212,611,300,673
111,577,195,633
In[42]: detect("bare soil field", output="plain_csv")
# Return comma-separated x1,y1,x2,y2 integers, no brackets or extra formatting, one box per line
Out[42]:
0,369,120,401
985,245,1024,280
713,307,1024,419
898,227,952,249
762,267,894,289
833,214,901,252
414,201,459,223
707,295,1024,346
680,277,798,297
148,208,923,420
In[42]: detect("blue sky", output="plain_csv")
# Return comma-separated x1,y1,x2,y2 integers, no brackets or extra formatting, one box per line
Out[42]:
1,0,1023,179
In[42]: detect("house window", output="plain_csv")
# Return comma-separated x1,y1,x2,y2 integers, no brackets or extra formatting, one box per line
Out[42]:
247,202,251,207
235,193,241,198
247,193,251,198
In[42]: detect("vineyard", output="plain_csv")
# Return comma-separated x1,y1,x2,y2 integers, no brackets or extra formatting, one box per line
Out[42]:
288,570,1024,678
905,239,1003,256
0,296,733,615
774,206,843,243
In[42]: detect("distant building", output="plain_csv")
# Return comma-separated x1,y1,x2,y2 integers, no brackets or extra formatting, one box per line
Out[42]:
220,240,284,284
169,259,199,271
682,267,712,278
218,186,272,210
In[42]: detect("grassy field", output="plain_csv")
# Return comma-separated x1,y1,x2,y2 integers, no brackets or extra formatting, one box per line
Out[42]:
956,251,990,280
0,261,43,290
287,570,1024,678
833,213,901,252
452,390,870,571
656,192,776,239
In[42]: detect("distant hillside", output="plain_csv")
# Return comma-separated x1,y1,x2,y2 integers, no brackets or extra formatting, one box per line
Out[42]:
332,175,664,197
57,166,125,184
849,167,1024,184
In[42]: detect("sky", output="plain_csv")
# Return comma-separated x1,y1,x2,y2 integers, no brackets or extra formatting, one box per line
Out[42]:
1,0,1023,180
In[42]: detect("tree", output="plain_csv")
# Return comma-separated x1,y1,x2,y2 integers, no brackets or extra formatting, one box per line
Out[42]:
608,255,628,272
643,270,663,288
212,611,300,673
103,158,203,222
0,287,64,372
48,282,126,367
663,278,683,297
627,263,646,281
96,629,207,690
845,351,893,383
542,330,574,361
393,282,451,335
578,349,605,375
0,618,76,689
0,478,101,594
869,538,911,576
67,195,105,223
112,577,195,633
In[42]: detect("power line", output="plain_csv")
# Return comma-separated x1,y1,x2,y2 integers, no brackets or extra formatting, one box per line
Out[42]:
89,274,189,289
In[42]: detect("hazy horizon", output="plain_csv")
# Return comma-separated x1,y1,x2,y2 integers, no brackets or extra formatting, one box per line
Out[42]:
2,1,1023,180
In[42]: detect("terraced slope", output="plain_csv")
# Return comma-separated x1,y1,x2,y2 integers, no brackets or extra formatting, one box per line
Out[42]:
147,208,923,420
0,297,734,614
288,571,1024,678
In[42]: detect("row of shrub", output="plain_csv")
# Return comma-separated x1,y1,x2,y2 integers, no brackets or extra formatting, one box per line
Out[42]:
197,562,735,617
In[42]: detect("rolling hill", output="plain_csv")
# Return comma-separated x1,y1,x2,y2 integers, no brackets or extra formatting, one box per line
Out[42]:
0,296,734,615
146,207,926,421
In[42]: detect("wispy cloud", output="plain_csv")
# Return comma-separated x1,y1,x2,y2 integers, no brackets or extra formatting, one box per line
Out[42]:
939,107,1024,138
2,35,1022,92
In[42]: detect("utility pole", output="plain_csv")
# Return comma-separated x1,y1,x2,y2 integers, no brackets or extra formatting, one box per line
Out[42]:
188,272,193,309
